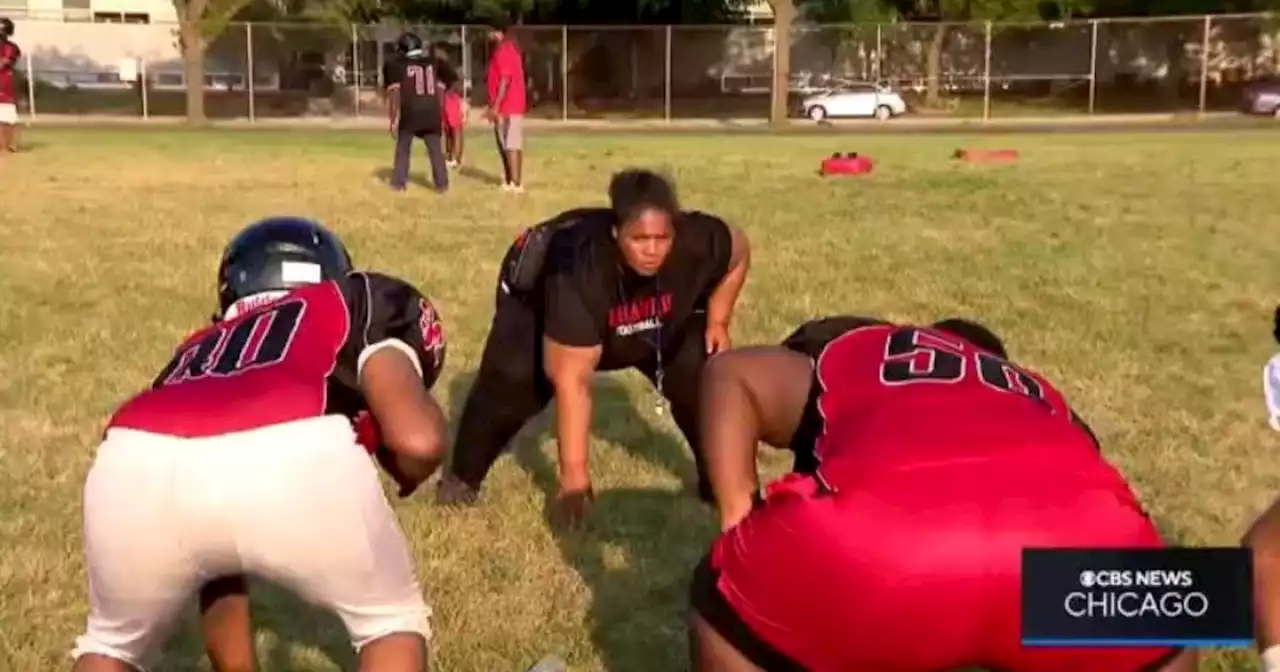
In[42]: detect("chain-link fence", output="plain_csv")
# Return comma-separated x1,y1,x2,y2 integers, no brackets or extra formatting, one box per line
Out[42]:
6,13,1279,121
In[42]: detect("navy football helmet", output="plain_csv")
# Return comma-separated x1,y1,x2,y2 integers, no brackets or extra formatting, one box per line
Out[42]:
216,217,353,317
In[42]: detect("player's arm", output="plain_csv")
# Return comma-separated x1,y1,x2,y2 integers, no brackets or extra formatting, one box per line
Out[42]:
437,58,459,90
1244,498,1280,667
382,62,400,126
699,346,814,531
350,272,449,497
362,347,447,496
0,45,17,70
542,272,603,493
705,217,751,341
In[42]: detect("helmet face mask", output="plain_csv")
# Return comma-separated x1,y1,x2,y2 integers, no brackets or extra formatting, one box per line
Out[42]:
216,217,353,319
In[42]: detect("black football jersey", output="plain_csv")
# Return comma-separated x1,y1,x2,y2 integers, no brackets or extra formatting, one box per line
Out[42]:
383,54,458,131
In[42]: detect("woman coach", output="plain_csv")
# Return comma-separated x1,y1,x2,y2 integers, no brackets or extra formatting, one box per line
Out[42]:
436,169,751,526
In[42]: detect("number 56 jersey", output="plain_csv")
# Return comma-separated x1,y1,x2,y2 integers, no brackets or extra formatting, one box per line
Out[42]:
780,317,1099,484
108,272,447,438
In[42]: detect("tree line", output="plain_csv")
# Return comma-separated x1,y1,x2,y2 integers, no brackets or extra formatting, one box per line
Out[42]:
174,0,1277,122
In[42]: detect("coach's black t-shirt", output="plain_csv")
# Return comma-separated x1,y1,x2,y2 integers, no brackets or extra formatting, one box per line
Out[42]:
383,53,458,132
537,207,733,372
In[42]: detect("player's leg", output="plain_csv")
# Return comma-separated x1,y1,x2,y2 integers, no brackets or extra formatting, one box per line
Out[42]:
198,575,256,672
689,612,764,672
422,131,448,192
981,462,1191,672
230,418,431,672
687,483,851,672
390,129,413,190
493,120,512,186
438,288,553,503
443,124,456,164
0,103,15,152
72,431,205,671
638,314,712,502
504,114,524,190
443,95,463,166
450,123,464,166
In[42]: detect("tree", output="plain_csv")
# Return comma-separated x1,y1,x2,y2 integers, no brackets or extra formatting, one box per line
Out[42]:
174,0,256,123
886,0,1085,108
769,0,797,125
799,0,898,82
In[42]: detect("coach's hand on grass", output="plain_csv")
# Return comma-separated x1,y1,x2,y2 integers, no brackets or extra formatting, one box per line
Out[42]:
705,322,732,355
554,481,595,530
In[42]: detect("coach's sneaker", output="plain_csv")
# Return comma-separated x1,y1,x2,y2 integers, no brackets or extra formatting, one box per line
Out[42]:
436,472,479,507
1264,352,1280,432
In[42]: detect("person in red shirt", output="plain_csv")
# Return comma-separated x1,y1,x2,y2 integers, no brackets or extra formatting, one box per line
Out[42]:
485,19,527,192
0,18,21,154
435,44,466,168
689,316,1197,672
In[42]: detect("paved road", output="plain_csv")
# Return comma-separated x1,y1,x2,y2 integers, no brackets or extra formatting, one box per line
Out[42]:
532,116,1280,135
30,112,1279,136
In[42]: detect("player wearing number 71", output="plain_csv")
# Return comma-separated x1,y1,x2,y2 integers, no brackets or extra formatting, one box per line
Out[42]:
383,31,458,192
70,217,448,672
687,315,1197,672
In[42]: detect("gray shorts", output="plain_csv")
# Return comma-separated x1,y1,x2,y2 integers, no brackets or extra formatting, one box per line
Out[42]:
495,114,524,151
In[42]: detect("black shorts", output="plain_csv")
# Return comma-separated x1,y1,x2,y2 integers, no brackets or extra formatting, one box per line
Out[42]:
689,553,808,672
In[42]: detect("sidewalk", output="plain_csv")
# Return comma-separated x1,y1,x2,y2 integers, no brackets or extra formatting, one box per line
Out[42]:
23,111,1263,133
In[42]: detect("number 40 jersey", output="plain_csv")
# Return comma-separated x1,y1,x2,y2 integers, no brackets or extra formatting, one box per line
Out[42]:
108,272,447,438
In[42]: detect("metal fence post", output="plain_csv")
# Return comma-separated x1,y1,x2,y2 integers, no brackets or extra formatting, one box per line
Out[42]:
982,20,992,121
24,50,35,120
140,58,149,119
1088,19,1098,115
1197,14,1211,115
561,25,569,121
246,23,255,122
664,25,672,122
376,30,385,91
460,25,469,99
771,23,779,105
351,24,361,117
874,23,882,83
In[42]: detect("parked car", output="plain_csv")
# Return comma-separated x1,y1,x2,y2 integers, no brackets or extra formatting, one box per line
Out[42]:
801,83,908,121
1241,78,1280,117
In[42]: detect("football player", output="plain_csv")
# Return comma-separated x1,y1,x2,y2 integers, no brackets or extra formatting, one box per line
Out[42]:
72,217,448,672
689,316,1197,672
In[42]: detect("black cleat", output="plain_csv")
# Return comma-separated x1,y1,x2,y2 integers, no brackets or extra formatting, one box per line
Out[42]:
435,472,479,507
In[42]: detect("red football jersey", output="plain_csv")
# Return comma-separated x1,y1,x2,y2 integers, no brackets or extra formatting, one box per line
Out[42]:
0,41,20,105
782,318,1098,484
107,272,446,438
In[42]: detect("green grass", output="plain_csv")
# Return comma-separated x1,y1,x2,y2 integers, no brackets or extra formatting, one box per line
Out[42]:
1,126,1278,671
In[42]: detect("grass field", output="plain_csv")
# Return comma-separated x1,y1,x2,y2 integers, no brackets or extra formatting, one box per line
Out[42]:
2,125,1279,672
